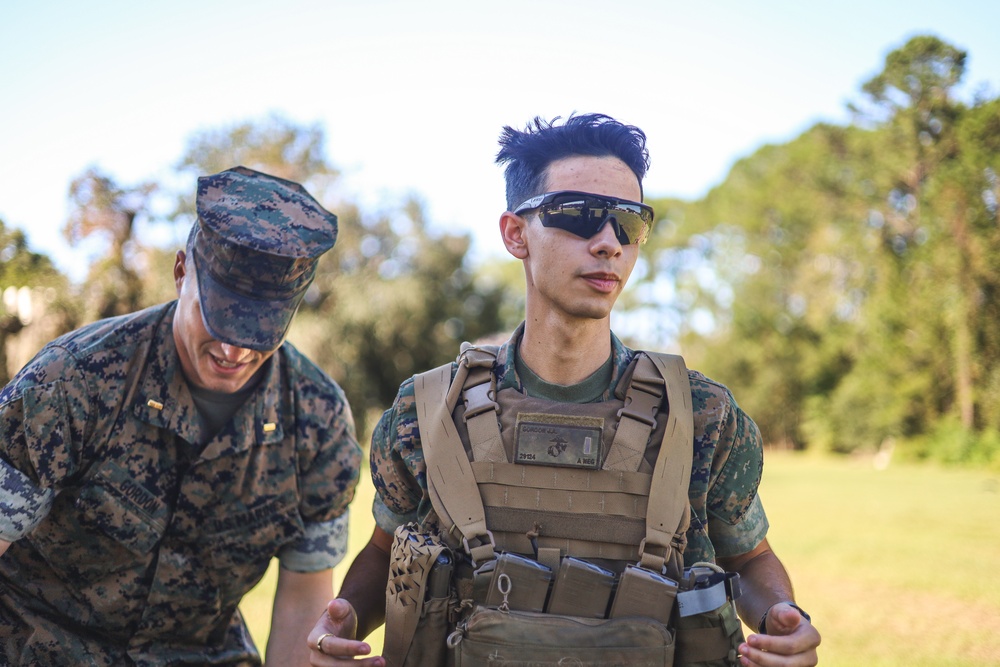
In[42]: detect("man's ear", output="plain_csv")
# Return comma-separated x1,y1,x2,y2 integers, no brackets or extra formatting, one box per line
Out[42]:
500,212,529,260
174,250,187,295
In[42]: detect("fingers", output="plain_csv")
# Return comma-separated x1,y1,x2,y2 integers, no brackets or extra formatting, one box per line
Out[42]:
758,602,801,637
308,599,382,665
771,605,807,636
306,607,344,647
739,640,818,667
326,597,357,625
311,634,383,666
739,617,820,667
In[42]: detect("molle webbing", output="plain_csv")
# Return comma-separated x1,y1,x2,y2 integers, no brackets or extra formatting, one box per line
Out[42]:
473,461,653,562
416,344,692,573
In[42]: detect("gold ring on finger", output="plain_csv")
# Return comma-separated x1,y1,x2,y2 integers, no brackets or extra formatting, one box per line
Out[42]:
316,632,336,654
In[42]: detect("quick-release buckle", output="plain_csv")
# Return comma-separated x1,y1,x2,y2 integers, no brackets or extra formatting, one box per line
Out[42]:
637,537,671,572
462,530,496,567
463,382,499,420
637,537,669,558
617,376,664,427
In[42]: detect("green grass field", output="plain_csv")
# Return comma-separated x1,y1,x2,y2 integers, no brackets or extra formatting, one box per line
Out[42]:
240,452,1000,666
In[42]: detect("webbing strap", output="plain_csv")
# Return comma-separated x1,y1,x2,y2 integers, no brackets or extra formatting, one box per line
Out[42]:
460,344,506,463
471,461,653,494
604,356,666,472
483,506,647,544
638,353,693,575
414,363,496,563
677,580,729,617
537,546,561,573
489,531,640,562
478,484,650,517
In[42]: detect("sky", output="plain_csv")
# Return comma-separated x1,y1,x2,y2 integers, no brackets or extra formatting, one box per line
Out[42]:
1,0,998,281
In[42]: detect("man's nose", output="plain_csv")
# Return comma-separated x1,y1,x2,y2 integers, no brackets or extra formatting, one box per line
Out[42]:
590,217,624,255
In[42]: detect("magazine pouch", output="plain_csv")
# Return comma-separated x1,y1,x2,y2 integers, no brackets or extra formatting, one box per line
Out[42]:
674,563,744,667
384,523,457,667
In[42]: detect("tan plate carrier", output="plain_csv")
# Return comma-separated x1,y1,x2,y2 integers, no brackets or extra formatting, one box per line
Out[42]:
385,343,695,663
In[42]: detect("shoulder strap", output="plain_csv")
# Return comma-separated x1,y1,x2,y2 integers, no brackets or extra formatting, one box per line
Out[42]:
413,344,498,564
604,354,668,472
458,345,507,463
637,352,693,577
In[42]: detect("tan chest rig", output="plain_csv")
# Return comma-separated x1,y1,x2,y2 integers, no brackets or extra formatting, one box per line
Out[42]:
384,344,743,667
442,344,688,572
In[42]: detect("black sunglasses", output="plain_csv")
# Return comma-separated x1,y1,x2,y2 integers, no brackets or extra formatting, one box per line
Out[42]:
513,190,655,245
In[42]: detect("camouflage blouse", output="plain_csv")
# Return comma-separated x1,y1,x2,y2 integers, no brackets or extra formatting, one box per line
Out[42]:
370,324,768,566
0,302,361,666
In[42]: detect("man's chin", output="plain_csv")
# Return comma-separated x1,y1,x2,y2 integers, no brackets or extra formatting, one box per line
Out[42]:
207,379,249,394
191,370,252,394
566,304,615,321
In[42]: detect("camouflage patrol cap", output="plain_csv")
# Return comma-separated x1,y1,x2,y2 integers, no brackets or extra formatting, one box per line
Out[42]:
192,165,337,351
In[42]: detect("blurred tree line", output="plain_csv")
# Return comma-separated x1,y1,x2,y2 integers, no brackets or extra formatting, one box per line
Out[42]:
2,34,997,468
642,35,1000,467
0,115,515,436
0,222,78,386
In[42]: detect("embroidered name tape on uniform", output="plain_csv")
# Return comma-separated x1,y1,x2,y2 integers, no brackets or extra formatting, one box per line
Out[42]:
514,413,604,469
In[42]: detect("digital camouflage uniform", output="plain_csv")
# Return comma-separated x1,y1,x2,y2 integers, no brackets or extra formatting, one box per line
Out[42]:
370,323,768,566
0,166,360,666
0,302,360,665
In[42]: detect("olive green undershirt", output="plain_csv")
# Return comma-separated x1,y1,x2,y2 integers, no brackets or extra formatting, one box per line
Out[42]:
186,360,270,440
514,344,613,404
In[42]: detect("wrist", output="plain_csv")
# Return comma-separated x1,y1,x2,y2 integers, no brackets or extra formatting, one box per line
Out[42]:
757,601,811,635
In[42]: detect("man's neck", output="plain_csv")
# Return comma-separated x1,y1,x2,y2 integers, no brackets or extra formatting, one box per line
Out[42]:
518,313,612,386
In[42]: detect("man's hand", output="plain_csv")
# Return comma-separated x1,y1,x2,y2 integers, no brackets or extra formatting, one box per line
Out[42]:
739,602,820,667
307,598,385,666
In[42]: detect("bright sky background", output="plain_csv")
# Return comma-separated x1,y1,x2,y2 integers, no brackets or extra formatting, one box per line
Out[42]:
2,0,998,281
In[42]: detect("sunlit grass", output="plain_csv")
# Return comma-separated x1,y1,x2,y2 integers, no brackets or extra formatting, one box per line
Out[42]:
241,452,1000,666
754,452,1000,666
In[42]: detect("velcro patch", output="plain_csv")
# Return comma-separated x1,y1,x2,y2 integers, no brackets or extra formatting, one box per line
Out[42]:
514,413,603,469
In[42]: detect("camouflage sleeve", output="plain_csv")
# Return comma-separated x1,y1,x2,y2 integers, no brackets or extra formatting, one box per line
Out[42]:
369,377,425,533
709,494,769,559
0,347,93,540
0,456,54,541
277,511,350,572
294,377,361,522
282,367,362,570
705,389,768,558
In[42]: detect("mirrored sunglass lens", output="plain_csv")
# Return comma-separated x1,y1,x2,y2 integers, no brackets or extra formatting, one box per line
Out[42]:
544,206,599,238
539,199,652,244
609,207,651,244
617,203,653,224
